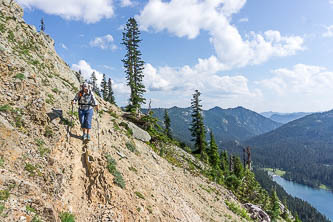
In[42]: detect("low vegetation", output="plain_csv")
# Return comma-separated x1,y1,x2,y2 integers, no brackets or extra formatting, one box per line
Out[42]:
225,200,252,221
59,212,75,222
106,155,125,189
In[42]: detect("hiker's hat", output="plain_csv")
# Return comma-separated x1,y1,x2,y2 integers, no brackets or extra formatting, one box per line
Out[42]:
82,82,89,89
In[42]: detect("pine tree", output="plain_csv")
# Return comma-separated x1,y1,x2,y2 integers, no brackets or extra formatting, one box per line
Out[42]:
220,150,229,172
90,72,100,96
208,130,220,169
101,73,108,100
121,17,146,111
40,18,45,32
233,156,244,178
271,188,281,221
189,90,208,162
164,109,172,139
107,78,116,105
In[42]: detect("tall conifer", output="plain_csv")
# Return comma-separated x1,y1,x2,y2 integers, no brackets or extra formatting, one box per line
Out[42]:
122,17,146,111
164,109,172,139
208,130,220,169
101,73,108,100
107,78,115,105
190,90,208,162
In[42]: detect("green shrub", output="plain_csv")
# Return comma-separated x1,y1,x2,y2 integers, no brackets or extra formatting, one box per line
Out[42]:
106,155,125,188
8,30,15,42
0,204,4,214
108,110,118,118
60,212,75,222
0,156,4,168
129,166,137,173
135,191,145,200
0,104,11,112
225,200,252,221
24,163,42,177
126,142,136,152
26,205,36,213
31,216,42,222
46,94,55,105
13,73,25,80
0,23,5,33
44,126,53,138
0,189,10,201
52,88,60,94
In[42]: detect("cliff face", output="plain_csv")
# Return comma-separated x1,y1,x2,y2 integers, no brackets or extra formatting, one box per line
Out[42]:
0,1,245,221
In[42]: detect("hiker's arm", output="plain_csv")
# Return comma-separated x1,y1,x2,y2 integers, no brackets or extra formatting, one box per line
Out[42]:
72,93,79,104
91,93,99,111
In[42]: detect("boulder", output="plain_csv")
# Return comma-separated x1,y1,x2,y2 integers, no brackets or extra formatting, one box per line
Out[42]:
244,203,270,222
127,122,151,142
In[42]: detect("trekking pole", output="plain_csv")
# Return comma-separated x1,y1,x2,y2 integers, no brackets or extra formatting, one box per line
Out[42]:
67,103,74,143
96,112,100,150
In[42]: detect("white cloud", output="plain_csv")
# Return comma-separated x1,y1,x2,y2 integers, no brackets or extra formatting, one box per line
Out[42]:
330,0,333,5
16,0,114,23
322,25,333,38
89,34,117,50
120,0,133,7
239,18,248,23
257,64,333,111
61,43,68,50
136,0,304,69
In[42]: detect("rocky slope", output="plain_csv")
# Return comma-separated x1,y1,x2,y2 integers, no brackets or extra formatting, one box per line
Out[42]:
0,1,250,221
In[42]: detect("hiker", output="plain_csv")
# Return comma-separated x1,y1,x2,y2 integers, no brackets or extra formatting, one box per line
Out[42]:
72,82,98,141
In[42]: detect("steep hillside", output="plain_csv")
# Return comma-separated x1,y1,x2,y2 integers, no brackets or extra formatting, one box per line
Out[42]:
246,110,333,189
261,112,312,124
0,1,259,221
144,106,281,146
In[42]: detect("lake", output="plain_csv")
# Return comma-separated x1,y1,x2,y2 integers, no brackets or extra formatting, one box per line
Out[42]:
272,175,333,221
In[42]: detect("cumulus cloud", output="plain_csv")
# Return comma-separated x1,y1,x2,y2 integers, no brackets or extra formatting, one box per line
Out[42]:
16,0,114,23
90,34,117,50
120,0,133,7
322,25,333,38
330,0,333,5
136,0,304,69
260,64,333,95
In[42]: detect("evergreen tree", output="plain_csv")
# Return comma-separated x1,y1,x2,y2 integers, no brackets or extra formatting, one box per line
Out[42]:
90,72,100,96
220,150,229,172
40,18,45,32
271,188,281,221
121,17,146,111
107,78,116,105
233,156,244,178
101,73,108,100
294,214,301,222
208,130,220,169
164,109,172,139
189,90,208,162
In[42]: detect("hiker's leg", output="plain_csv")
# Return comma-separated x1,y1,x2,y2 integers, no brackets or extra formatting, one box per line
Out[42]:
78,109,84,129
86,109,93,140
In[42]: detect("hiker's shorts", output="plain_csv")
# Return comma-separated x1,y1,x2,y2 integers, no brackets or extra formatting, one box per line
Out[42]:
78,108,93,129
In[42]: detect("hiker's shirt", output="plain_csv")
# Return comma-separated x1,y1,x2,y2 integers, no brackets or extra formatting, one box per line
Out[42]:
73,91,98,110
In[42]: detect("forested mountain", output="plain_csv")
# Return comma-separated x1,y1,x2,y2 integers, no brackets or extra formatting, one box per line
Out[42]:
246,110,333,189
143,106,282,146
261,112,312,124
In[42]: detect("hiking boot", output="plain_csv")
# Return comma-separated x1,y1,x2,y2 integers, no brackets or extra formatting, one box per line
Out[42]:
82,133,86,140
87,134,91,141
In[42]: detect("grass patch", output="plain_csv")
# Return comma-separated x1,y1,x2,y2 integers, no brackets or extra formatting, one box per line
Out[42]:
7,30,15,42
0,204,4,214
129,166,137,173
24,163,42,177
225,200,252,221
147,205,153,214
26,205,36,213
108,110,118,118
46,94,55,105
52,88,60,94
319,184,329,190
119,122,133,137
0,156,4,168
31,216,42,222
135,191,145,200
106,155,125,189
264,168,286,177
44,126,53,138
112,119,120,131
0,189,10,201
60,212,75,222
13,73,25,80
126,142,136,153
0,104,11,112
35,139,49,156
0,23,5,33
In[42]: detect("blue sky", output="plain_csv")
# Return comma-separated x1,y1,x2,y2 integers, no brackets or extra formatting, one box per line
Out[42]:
17,0,333,113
